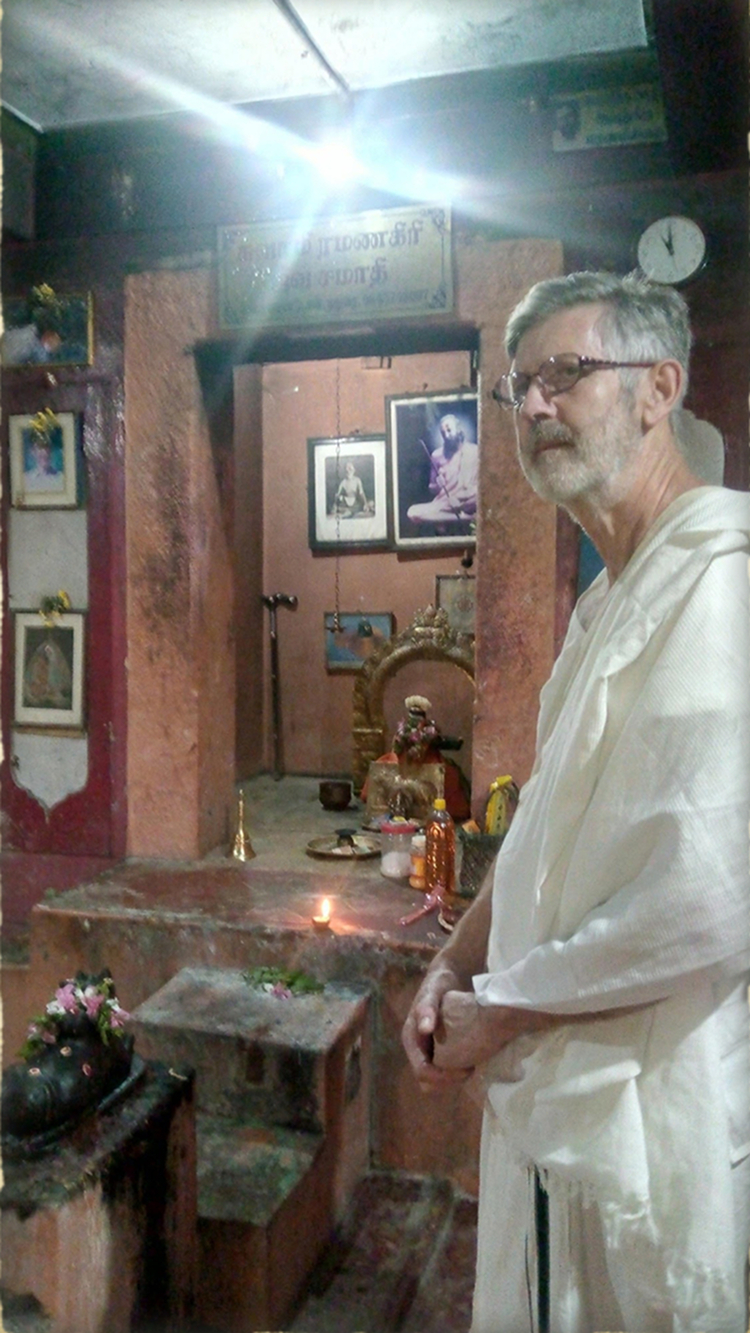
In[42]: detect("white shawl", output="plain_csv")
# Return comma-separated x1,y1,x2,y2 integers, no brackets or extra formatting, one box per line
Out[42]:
474,487,750,1328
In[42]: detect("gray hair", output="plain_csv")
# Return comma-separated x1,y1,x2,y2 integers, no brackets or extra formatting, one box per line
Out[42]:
504,271,692,406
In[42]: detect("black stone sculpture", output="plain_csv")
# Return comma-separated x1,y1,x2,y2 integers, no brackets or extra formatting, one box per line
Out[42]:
2,968,135,1153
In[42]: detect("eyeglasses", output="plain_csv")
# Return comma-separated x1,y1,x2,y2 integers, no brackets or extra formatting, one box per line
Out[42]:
492,353,656,410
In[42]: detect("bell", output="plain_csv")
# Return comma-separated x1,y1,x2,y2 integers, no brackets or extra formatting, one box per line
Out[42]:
232,790,256,862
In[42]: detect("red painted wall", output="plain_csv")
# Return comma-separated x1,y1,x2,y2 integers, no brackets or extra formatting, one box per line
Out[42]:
1,290,127,861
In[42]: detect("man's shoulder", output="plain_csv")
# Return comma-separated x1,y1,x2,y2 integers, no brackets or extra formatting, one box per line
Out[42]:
672,485,750,536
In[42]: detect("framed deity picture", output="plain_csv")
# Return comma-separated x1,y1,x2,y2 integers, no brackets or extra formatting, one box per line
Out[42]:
9,412,79,508
14,612,85,729
2,290,93,368
387,390,478,550
324,612,394,671
436,574,476,637
308,435,391,552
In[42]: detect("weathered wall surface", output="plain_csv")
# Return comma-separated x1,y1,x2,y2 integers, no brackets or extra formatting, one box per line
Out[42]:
125,269,235,856
455,235,564,800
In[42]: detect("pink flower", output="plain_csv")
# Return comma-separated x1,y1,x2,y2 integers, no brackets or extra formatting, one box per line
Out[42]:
83,990,105,1018
108,1001,130,1026
27,1022,40,1038
82,1063,92,1077
41,1029,57,1044
54,982,79,1013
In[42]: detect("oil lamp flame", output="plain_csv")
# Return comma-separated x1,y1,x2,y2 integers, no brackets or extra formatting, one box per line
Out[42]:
312,897,332,928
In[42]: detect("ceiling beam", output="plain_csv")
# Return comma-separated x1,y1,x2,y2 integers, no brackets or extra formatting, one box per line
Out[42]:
271,0,351,100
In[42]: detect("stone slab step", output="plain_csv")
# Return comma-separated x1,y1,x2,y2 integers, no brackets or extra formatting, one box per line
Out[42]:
194,1113,330,1332
131,967,374,1331
196,1113,323,1226
130,965,371,1133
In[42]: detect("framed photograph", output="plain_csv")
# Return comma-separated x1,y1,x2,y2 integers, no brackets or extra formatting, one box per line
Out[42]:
308,435,391,552
14,612,85,729
9,412,79,508
2,291,93,368
436,574,476,637
324,611,394,672
387,390,478,550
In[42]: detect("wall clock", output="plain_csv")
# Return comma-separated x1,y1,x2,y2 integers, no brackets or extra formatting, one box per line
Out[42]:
636,215,707,286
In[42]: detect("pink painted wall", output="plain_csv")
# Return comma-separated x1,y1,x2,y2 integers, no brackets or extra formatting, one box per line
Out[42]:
242,235,563,802
456,235,563,800
123,236,561,855
254,351,477,779
234,364,265,777
125,270,235,857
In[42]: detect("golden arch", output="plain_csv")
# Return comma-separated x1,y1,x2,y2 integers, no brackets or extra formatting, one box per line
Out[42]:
351,605,475,792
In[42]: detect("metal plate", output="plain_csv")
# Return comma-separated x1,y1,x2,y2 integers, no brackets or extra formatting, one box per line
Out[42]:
305,833,380,859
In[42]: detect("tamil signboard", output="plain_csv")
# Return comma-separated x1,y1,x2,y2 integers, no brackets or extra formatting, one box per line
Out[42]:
551,84,667,152
217,205,453,330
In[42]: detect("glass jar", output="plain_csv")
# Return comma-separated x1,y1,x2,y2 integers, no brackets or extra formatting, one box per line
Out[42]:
380,819,417,879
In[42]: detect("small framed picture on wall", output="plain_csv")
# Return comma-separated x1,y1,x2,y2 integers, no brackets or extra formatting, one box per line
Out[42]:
387,390,478,550
324,611,395,671
436,574,476,637
2,290,93,368
9,411,79,509
14,611,85,730
308,435,391,552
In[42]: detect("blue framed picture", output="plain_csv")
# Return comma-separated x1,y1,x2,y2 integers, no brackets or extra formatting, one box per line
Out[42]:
324,612,394,671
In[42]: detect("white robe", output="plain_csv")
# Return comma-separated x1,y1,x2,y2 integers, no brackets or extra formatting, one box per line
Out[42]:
472,487,750,1333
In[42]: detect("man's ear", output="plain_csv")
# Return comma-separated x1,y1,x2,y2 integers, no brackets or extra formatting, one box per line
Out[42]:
640,359,684,428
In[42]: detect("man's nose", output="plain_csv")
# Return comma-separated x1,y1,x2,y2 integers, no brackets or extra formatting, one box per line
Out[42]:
519,377,556,420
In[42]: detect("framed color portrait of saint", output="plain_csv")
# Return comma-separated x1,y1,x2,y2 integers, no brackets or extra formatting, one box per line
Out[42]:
2,291,93,368
14,612,85,729
9,412,79,508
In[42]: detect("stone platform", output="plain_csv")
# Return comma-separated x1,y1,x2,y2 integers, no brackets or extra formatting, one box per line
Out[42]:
0,1060,196,1333
16,777,484,1195
131,966,372,1329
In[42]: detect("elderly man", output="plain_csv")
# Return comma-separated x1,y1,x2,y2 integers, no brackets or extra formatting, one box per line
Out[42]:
402,272,750,1332
406,412,478,525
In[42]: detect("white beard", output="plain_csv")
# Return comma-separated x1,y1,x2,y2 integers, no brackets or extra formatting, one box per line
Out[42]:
517,399,641,506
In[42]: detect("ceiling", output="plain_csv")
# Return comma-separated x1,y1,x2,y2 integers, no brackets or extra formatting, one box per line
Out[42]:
2,0,652,132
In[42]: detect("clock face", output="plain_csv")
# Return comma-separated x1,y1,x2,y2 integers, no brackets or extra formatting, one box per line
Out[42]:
637,215,707,286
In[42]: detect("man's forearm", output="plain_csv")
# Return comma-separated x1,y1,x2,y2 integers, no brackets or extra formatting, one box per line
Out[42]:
426,861,494,989
400,859,496,1087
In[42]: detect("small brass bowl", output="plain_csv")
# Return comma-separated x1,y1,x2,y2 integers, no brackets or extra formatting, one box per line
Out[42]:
319,779,352,811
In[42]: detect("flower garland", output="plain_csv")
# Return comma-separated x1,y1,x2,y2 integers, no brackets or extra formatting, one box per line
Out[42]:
20,971,130,1060
393,713,440,760
29,406,61,444
243,965,324,1000
38,589,71,625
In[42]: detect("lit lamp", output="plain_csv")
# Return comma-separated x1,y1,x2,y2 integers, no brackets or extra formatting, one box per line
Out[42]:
312,897,332,930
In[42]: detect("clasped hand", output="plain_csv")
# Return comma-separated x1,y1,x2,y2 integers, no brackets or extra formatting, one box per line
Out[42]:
401,970,529,1091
